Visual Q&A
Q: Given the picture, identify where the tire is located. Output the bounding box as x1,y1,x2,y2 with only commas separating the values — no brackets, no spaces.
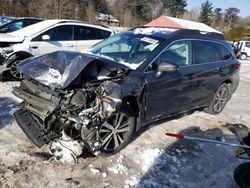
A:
9,58,25,80
98,104,136,156
234,163,250,188
204,83,230,115
240,53,247,60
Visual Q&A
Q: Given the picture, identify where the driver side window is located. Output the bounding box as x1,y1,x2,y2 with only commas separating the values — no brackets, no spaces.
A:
147,41,192,72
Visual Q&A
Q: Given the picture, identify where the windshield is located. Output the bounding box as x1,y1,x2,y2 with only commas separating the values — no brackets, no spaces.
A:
9,20,57,37
90,32,163,69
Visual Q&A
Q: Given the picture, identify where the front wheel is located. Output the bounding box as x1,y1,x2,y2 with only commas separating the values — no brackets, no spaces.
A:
204,83,230,115
98,104,135,156
234,163,250,188
9,59,24,80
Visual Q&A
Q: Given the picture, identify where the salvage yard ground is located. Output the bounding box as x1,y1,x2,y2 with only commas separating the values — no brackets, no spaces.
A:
0,60,250,188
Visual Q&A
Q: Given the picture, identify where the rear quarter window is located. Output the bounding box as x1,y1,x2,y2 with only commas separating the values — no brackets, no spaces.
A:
193,41,221,64
215,43,232,60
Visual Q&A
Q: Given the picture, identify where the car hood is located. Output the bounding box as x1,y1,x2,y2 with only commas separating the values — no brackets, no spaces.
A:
19,51,129,89
0,33,24,42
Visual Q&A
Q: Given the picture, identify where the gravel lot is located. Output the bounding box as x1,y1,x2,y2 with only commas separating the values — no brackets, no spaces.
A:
0,60,249,188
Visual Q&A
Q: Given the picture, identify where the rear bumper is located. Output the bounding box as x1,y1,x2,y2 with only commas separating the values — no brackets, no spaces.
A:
232,70,240,93
14,108,50,147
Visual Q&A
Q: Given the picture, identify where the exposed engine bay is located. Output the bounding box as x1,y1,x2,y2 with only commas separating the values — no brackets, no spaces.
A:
12,51,138,162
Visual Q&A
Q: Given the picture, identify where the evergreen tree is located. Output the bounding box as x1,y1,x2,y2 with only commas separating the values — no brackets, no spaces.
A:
163,0,187,17
212,8,222,28
224,7,240,28
199,0,213,26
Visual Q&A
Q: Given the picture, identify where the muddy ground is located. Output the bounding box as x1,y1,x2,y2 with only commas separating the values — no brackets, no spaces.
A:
0,60,249,188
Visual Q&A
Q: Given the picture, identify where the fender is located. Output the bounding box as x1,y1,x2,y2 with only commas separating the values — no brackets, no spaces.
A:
4,51,33,68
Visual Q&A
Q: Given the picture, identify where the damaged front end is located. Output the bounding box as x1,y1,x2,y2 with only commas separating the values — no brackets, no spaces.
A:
12,51,129,162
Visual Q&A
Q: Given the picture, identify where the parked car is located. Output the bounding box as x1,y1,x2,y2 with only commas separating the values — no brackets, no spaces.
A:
12,28,240,161
0,19,114,80
233,40,250,60
0,17,43,33
0,16,14,26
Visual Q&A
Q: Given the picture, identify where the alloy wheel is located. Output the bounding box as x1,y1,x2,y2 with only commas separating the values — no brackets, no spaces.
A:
10,60,23,79
213,86,228,113
99,112,131,152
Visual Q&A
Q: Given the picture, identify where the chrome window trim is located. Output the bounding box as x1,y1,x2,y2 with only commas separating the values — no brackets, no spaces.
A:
144,38,234,73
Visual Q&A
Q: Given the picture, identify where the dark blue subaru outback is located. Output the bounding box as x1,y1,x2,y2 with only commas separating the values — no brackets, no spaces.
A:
13,28,240,159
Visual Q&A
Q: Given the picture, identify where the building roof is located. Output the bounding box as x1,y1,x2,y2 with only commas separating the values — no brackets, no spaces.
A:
145,16,221,34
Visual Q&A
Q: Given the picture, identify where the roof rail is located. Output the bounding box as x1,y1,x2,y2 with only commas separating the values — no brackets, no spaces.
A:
58,20,109,29
174,29,224,40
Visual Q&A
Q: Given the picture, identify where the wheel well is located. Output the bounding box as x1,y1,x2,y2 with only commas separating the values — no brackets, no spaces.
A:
6,52,33,68
122,96,139,117
223,79,232,85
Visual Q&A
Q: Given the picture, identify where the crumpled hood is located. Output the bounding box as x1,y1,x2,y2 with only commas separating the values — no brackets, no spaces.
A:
19,51,128,89
0,33,24,42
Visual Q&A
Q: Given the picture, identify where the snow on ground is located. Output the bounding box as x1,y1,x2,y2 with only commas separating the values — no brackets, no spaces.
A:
0,60,250,187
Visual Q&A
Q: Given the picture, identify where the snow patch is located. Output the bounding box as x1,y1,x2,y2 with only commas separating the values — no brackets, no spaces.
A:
90,168,100,174
107,155,128,175
140,148,163,172
102,172,107,178
107,164,128,175
133,27,175,35
125,176,139,188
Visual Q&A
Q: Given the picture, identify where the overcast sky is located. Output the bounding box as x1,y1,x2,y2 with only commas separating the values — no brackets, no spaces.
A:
186,0,250,17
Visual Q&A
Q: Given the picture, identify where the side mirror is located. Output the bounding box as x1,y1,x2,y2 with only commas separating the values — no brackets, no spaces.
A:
42,35,50,41
156,62,178,78
158,61,178,72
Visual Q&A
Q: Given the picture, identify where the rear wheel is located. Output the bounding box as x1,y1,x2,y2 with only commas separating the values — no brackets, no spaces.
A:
234,163,250,188
240,53,247,60
98,104,135,156
204,83,230,115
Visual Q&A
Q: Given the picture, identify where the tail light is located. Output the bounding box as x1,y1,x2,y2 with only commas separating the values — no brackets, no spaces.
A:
236,60,241,69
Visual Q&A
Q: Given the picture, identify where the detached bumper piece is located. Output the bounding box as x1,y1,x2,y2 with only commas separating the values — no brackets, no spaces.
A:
14,108,50,147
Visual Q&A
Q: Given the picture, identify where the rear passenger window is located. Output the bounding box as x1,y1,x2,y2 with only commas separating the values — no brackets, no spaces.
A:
193,41,221,64
216,43,232,60
75,26,97,40
95,29,111,39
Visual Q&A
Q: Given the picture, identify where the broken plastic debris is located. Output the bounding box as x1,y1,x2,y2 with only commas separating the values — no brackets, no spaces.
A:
50,131,82,163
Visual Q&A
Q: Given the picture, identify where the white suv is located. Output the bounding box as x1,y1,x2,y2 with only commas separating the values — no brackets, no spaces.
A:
233,40,250,60
0,19,114,80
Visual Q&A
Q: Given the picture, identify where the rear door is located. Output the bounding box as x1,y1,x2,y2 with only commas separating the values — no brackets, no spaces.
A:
144,40,196,120
32,25,76,54
190,40,227,106
74,25,111,51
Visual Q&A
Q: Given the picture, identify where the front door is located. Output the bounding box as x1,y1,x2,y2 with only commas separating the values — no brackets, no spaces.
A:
31,25,76,55
144,40,195,120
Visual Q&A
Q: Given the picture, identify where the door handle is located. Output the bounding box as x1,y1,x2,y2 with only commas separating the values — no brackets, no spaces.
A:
30,46,38,49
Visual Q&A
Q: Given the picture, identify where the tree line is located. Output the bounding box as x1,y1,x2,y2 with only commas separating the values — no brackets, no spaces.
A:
0,0,249,40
